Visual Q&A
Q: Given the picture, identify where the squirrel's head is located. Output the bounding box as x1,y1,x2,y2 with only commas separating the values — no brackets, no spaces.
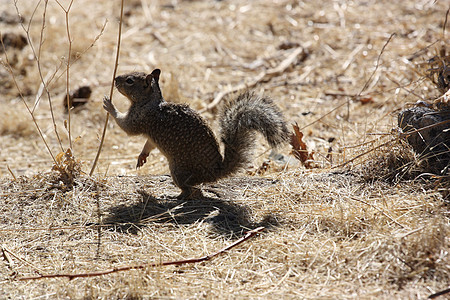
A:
114,69,163,103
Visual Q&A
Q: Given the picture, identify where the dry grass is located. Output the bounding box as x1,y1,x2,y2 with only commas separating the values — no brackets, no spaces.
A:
0,172,448,298
0,0,449,299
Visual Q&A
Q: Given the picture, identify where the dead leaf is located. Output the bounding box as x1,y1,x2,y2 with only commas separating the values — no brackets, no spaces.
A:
359,96,374,104
290,123,316,168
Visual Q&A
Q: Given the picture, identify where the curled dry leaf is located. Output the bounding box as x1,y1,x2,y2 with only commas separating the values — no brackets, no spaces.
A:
290,123,316,169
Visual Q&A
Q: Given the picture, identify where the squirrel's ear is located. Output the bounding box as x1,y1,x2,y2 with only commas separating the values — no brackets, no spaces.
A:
151,69,161,83
145,74,153,88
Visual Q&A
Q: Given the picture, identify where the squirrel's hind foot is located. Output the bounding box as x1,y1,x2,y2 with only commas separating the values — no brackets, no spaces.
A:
176,187,203,200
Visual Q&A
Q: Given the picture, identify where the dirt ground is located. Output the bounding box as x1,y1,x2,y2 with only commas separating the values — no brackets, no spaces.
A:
0,0,449,299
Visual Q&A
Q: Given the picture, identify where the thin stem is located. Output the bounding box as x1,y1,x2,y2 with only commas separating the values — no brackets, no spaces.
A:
15,0,64,152
60,0,75,149
89,0,125,176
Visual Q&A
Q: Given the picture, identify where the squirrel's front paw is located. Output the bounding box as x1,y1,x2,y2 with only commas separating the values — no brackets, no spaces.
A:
136,152,149,169
102,96,116,115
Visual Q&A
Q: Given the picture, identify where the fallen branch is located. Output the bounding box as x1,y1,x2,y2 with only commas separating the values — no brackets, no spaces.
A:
18,226,265,281
201,47,305,112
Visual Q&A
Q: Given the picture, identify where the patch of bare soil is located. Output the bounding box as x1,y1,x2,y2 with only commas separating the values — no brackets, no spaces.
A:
0,0,449,298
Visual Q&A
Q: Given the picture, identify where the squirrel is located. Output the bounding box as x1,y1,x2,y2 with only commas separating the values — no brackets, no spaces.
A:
103,69,290,198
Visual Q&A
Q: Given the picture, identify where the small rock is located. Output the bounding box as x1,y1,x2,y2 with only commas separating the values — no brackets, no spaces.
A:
0,11,24,24
0,32,27,52
63,86,92,112
398,106,450,172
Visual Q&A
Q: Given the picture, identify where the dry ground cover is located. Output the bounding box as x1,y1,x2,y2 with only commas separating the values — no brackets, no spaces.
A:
0,0,449,299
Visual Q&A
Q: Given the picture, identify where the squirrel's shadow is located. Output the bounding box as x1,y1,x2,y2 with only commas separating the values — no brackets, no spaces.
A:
102,183,277,237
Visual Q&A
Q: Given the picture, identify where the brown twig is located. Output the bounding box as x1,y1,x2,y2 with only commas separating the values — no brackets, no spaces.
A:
14,0,65,152
6,164,17,181
89,0,125,176
442,7,449,38
200,47,305,113
56,0,75,149
428,287,450,299
18,226,265,280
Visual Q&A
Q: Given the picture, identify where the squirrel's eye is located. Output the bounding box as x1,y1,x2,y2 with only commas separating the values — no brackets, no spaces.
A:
125,78,134,84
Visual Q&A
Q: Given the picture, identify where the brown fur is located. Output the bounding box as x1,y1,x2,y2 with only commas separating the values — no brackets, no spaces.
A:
103,69,289,198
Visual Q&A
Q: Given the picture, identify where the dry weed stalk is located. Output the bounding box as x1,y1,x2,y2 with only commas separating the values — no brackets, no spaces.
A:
399,118,450,139
18,226,264,280
89,0,124,176
346,32,395,119
14,0,64,152
334,137,396,169
357,33,396,98
56,0,74,149
4,1,106,179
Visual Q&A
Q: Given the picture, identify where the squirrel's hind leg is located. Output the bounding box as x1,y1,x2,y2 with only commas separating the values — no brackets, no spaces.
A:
137,138,156,168
170,164,203,199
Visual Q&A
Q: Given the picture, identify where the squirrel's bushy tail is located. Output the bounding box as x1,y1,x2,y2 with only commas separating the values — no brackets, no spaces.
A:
218,91,290,178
